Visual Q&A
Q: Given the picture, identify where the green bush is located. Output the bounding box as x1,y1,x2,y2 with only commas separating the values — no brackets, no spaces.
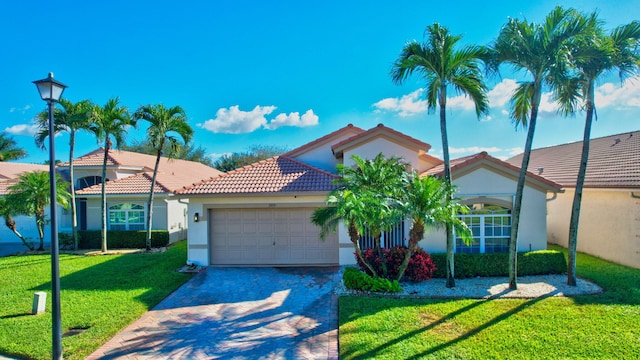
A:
430,250,567,278
76,230,170,249
343,267,402,293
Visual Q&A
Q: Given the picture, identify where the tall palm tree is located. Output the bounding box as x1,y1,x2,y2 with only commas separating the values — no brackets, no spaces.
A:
396,173,471,281
36,98,93,251
0,133,27,161
555,18,640,286
90,97,134,252
391,23,489,288
0,197,33,250
133,104,193,251
7,171,70,251
489,6,592,289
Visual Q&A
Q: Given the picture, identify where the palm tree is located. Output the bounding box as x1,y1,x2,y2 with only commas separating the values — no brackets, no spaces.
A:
0,133,27,161
489,6,592,289
90,97,135,252
391,23,489,288
396,173,472,281
36,98,93,251
0,197,34,250
7,171,70,251
555,18,640,286
133,104,193,251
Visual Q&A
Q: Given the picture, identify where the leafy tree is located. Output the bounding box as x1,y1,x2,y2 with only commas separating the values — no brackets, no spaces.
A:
555,17,640,286
0,197,34,250
121,140,215,167
0,133,27,161
133,104,193,251
213,145,289,172
35,98,93,251
391,23,489,287
489,6,592,289
7,171,70,251
90,97,135,252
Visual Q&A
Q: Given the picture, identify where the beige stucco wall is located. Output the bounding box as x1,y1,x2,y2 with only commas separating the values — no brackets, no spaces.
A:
547,188,640,269
343,138,420,170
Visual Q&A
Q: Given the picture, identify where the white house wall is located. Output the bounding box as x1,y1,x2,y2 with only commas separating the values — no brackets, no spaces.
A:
165,198,188,243
343,138,420,169
547,188,640,269
79,196,171,232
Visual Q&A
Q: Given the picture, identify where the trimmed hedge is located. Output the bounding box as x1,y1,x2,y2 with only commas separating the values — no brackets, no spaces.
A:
430,250,567,278
75,230,170,249
343,267,402,293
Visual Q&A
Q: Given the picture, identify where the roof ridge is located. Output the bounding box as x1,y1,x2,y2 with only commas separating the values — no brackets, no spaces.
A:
282,124,365,157
527,130,638,153
177,157,279,193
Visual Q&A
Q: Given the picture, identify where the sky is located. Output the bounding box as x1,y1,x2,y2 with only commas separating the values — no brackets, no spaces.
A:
1,0,639,165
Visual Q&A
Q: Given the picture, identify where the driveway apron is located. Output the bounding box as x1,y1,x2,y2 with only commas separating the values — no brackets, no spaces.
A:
87,267,339,360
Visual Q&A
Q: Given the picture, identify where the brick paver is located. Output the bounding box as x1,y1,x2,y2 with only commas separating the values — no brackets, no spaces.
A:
87,267,339,359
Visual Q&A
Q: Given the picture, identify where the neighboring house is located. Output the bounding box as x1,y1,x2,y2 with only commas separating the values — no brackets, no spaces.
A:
0,162,50,247
58,149,224,243
507,131,640,269
180,124,561,266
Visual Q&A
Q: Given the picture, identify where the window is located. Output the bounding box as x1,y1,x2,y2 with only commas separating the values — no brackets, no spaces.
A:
109,203,145,230
77,176,103,190
359,221,406,249
456,203,511,253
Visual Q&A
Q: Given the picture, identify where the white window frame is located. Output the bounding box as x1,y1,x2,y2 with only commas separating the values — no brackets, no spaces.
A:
455,203,511,254
108,203,146,230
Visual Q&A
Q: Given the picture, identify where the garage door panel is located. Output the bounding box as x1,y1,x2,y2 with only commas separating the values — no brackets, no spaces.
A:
209,208,337,265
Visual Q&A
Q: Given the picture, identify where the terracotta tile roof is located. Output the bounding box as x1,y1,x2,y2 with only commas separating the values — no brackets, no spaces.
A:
506,131,640,188
0,163,48,180
0,179,18,195
283,124,365,158
331,123,432,157
424,151,561,190
179,156,339,195
76,173,169,195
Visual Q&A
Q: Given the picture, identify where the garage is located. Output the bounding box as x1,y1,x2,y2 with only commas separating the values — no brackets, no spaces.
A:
208,208,338,266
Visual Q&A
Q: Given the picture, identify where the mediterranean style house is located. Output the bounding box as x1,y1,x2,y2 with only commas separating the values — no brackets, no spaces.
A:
180,124,561,266
58,149,224,243
507,130,640,269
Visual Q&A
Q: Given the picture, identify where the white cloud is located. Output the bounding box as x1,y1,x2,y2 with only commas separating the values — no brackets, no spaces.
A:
198,105,319,134
595,78,640,109
372,89,428,117
447,93,475,111
208,152,231,161
449,146,501,154
264,109,319,130
507,147,523,156
488,79,518,108
4,123,39,136
9,105,32,114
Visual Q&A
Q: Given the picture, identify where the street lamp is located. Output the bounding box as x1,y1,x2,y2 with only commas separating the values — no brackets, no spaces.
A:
33,72,67,360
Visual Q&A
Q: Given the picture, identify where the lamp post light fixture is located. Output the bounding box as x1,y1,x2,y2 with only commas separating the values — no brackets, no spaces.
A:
33,72,67,360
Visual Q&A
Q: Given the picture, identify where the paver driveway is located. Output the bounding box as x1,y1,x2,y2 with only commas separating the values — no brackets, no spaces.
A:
87,267,339,359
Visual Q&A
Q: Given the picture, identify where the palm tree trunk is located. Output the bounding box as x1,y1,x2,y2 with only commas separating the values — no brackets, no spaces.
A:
567,82,595,286
349,221,378,277
373,234,388,276
101,144,109,252
36,212,45,251
439,87,456,288
5,216,34,250
69,131,79,251
509,91,541,290
146,149,162,250
397,221,424,281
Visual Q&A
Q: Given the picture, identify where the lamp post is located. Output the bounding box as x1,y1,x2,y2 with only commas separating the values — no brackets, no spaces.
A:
33,72,67,360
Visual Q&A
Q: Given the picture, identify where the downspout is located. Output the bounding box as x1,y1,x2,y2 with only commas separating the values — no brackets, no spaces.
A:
631,192,640,199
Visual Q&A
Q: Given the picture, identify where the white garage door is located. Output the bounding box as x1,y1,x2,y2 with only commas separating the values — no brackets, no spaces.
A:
209,208,338,266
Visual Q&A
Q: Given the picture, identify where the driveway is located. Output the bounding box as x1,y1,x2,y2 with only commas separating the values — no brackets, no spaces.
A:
87,267,340,359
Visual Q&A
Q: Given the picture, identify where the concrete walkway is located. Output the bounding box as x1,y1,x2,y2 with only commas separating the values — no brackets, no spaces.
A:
87,267,339,359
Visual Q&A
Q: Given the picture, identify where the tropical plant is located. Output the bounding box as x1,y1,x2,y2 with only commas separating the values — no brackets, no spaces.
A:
0,132,27,161
0,197,34,250
133,104,193,251
391,23,489,287
6,171,70,251
89,97,135,252
555,17,640,286
35,98,93,251
489,6,592,289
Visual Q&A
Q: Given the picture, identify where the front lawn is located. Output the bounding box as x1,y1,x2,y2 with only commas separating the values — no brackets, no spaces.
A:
339,247,640,359
0,241,192,360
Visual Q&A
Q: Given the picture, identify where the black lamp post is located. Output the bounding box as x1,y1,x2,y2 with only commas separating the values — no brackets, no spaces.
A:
33,72,67,360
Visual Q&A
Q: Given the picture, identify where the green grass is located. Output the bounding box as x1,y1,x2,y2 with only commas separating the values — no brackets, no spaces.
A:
0,241,192,360
339,246,640,359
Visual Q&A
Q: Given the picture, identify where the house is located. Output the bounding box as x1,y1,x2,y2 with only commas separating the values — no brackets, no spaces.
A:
507,131,640,269
58,149,224,243
0,162,50,248
180,124,561,266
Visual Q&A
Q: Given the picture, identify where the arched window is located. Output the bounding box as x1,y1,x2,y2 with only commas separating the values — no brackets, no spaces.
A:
77,176,103,190
456,202,511,253
109,203,145,230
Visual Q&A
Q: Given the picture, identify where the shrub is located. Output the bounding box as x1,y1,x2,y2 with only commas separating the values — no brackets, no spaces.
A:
77,230,170,249
430,250,567,278
343,267,402,293
356,246,437,282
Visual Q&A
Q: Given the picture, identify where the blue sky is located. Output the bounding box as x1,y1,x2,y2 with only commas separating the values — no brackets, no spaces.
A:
2,0,639,165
